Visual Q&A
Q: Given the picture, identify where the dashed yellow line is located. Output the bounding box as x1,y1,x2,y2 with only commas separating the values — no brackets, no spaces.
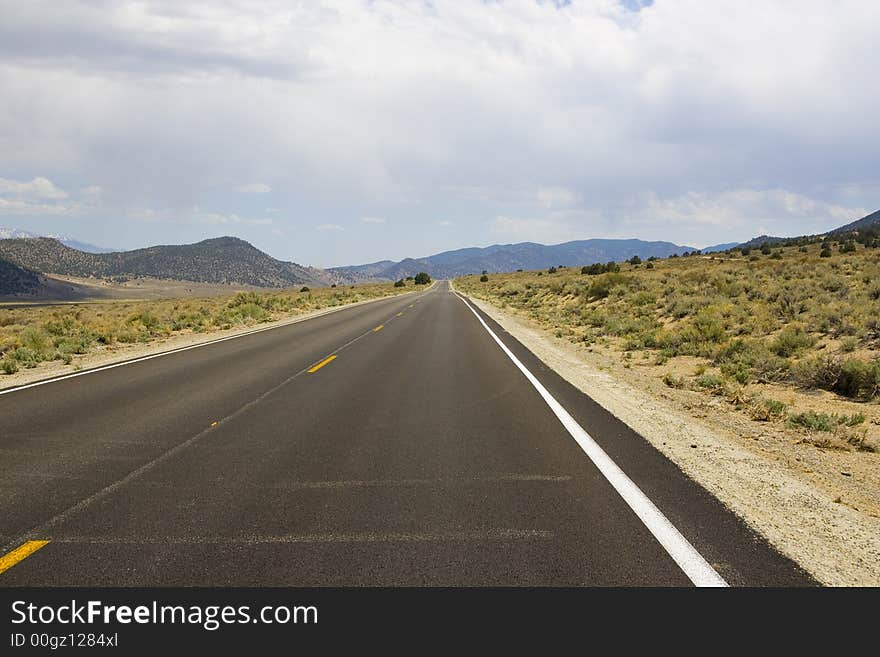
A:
307,354,337,373
373,325,384,332
0,540,50,575
396,312,403,317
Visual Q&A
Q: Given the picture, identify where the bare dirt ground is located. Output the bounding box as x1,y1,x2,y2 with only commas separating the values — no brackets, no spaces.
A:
463,292,880,586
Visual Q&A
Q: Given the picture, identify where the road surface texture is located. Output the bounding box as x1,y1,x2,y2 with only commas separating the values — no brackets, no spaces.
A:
0,281,813,586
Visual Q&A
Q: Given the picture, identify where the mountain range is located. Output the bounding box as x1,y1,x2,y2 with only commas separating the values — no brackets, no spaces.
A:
330,239,709,282
1,208,878,296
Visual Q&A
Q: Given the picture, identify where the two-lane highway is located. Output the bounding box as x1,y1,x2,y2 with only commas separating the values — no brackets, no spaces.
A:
0,281,813,585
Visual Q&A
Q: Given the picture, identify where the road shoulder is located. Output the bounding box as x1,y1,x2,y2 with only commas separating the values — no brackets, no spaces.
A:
460,290,880,586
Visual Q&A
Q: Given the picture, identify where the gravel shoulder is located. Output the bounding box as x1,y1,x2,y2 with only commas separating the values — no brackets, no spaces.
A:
464,292,880,586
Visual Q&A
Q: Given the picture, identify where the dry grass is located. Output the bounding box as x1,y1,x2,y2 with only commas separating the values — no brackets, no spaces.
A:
456,241,880,452
0,282,410,374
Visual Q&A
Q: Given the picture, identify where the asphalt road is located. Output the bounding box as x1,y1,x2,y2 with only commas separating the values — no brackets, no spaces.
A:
0,281,813,586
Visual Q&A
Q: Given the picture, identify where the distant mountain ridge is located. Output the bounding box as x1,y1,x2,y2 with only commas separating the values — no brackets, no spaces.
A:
331,238,701,282
0,227,114,253
332,208,879,282
0,236,325,288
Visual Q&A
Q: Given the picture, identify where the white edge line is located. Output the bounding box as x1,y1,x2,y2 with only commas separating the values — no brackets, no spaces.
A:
0,291,418,397
454,291,728,587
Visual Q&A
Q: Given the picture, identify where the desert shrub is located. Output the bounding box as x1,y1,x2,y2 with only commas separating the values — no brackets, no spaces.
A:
1,358,18,374
630,291,656,306
394,279,405,287
581,262,619,275
658,312,726,358
665,293,716,318
716,339,789,383
836,359,880,399
227,302,267,323
228,292,264,308
788,411,866,432
479,275,489,282
770,326,815,357
791,356,880,399
20,326,51,353
585,273,631,300
688,310,727,343
128,311,161,331
841,336,858,352
764,399,787,417
787,411,836,432
414,272,431,285
695,373,724,389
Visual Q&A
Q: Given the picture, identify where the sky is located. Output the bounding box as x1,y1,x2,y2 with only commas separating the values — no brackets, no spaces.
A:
0,1,878,268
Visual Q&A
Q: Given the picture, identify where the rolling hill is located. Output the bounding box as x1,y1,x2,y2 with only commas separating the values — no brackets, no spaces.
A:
0,236,325,288
0,258,41,296
830,208,880,235
737,209,880,249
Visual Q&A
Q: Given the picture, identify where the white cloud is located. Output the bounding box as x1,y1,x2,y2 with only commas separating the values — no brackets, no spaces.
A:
620,189,866,234
234,183,272,194
437,220,454,227
128,206,272,226
0,177,68,201
0,2,877,256
79,185,103,199
316,223,344,231
536,187,579,209
490,215,582,244
0,176,93,216
0,198,72,216
361,216,385,224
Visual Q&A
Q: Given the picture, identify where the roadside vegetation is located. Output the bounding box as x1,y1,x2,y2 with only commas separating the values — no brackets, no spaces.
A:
457,238,880,453
0,282,411,375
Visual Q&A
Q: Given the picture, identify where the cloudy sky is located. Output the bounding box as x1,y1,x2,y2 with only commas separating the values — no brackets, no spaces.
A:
0,1,877,267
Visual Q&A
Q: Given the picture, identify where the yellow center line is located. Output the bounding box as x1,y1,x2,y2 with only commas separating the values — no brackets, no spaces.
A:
307,354,337,373
373,325,384,332
396,312,403,317
0,540,50,575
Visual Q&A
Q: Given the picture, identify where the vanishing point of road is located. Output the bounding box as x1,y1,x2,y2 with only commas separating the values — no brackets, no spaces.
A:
0,281,813,586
